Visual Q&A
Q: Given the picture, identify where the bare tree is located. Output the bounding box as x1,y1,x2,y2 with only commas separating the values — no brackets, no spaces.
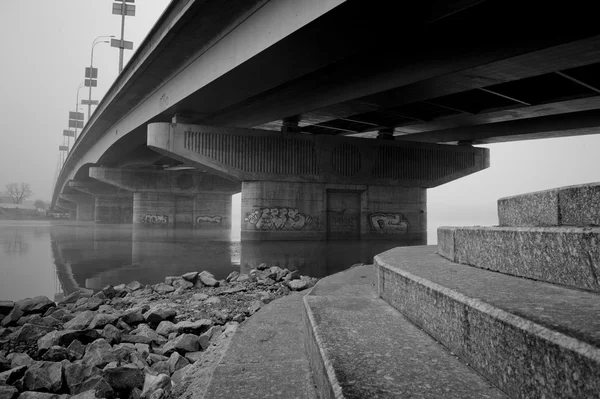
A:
5,182,33,204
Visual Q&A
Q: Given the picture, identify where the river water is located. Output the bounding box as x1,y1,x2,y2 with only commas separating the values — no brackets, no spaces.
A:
0,220,403,302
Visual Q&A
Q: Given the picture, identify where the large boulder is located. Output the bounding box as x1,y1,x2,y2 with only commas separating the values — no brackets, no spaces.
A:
1,306,23,327
120,310,144,326
41,346,74,362
198,271,219,287
172,319,211,335
0,384,18,399
63,363,100,394
162,334,199,355
143,306,176,325
88,313,118,330
23,361,63,393
63,311,97,330
16,297,55,316
38,329,100,352
0,366,27,385
82,339,117,368
181,272,198,282
0,301,14,316
102,324,122,345
126,281,143,292
155,321,174,337
72,375,113,398
140,373,171,399
9,353,34,369
152,284,175,295
11,324,54,344
167,352,189,375
102,365,144,394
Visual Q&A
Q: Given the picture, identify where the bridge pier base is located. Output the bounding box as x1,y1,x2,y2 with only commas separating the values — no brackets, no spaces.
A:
134,192,175,227
59,194,95,221
95,196,134,224
241,181,426,242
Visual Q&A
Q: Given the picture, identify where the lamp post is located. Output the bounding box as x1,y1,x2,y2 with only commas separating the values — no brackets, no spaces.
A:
74,82,85,141
85,35,114,121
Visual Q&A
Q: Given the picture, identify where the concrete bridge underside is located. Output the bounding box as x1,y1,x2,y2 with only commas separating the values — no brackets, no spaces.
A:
52,0,600,241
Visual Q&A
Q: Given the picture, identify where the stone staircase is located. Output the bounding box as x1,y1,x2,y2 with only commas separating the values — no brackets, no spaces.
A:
304,183,600,398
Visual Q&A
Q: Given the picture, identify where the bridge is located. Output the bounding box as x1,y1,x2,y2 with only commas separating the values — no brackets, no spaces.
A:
52,0,600,242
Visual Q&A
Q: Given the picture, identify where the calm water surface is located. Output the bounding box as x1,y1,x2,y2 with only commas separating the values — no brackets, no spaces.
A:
0,220,402,301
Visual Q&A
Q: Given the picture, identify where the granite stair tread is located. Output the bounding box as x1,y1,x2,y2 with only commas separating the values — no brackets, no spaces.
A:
437,225,600,292
193,292,318,399
498,182,600,227
304,265,507,399
376,245,600,399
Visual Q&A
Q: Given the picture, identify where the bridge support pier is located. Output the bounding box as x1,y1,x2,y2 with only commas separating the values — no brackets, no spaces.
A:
95,196,133,224
59,194,95,221
148,123,489,242
241,181,426,241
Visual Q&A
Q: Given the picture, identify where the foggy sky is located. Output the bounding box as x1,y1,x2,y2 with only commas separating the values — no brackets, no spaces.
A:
1,1,599,238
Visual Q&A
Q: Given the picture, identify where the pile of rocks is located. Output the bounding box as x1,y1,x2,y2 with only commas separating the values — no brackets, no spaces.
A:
0,265,318,398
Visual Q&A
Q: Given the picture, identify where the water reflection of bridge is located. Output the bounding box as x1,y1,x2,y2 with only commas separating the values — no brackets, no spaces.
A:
50,222,402,293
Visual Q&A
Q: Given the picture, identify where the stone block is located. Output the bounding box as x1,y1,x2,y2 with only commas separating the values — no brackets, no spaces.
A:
438,226,600,292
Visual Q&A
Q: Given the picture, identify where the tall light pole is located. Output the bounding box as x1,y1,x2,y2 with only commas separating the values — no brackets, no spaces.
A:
111,0,135,73
85,35,114,121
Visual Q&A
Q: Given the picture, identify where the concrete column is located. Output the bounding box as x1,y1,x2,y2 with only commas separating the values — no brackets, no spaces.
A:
59,194,95,221
194,192,232,229
241,181,426,242
95,196,134,223
133,192,175,227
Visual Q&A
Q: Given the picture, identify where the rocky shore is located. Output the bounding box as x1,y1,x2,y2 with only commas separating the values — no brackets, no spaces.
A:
0,266,318,398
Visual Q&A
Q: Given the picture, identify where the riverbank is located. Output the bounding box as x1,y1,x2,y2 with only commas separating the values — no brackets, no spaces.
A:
0,265,318,398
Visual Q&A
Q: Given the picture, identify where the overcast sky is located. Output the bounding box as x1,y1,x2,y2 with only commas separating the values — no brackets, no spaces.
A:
1,1,599,240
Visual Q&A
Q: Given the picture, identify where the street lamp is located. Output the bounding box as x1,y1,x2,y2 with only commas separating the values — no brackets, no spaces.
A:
85,35,114,121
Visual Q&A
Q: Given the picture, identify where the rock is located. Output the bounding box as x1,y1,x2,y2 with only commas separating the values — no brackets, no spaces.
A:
163,277,178,285
256,263,269,271
148,388,165,399
102,324,122,345
83,297,103,311
155,321,174,337
63,311,97,330
181,272,198,282
10,353,33,369
88,313,118,330
150,361,169,376
103,362,118,371
126,281,143,292
16,297,55,316
120,310,144,326
1,306,23,327
204,297,221,305
129,387,142,399
103,366,144,394
116,320,132,333
64,363,100,394
183,351,203,363
153,284,175,295
171,363,191,386
23,361,63,393
167,352,189,375
66,340,86,360
140,373,171,399
38,329,100,352
58,291,83,305
121,335,153,345
69,390,97,399
143,306,176,325
146,354,168,365
112,344,135,363
97,305,114,314
101,285,117,299
288,279,310,291
197,333,210,351
220,286,246,295
0,366,27,385
225,271,239,282
172,319,211,335
286,270,301,281
0,355,9,373
14,392,69,399
40,316,61,328
171,279,193,290
41,346,74,362
191,293,208,301
130,325,166,345
236,274,250,283
162,334,199,355
134,343,150,358
0,301,14,315
198,271,219,287
74,375,113,398
82,339,117,368
0,385,18,399
248,300,263,315
11,323,54,344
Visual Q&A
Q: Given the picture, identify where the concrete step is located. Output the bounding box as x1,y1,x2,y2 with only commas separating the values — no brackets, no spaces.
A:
498,182,600,227
376,246,600,399
179,292,318,399
438,225,600,292
303,265,506,399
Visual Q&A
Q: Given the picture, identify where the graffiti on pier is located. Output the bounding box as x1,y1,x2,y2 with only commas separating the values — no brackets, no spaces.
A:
245,207,320,231
196,215,226,224
369,213,409,235
140,214,169,225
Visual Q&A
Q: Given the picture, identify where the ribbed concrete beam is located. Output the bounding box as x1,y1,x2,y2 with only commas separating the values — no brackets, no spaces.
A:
148,123,489,187
67,180,132,198
89,167,241,194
